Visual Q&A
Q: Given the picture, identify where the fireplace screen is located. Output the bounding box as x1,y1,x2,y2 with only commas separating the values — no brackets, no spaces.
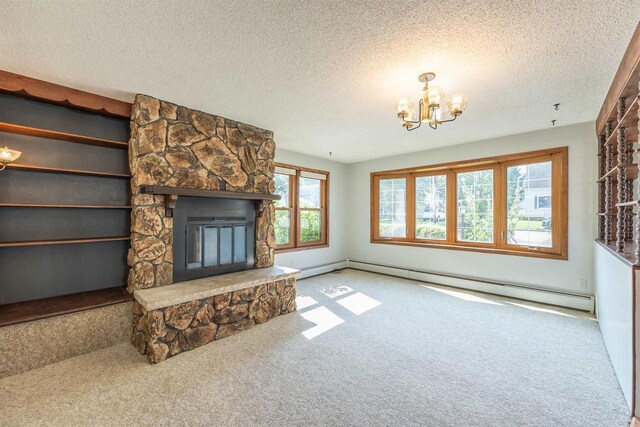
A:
187,221,247,270
173,197,256,283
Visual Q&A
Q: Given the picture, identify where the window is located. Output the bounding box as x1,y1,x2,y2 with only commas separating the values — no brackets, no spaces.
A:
371,147,567,259
415,174,446,240
456,169,494,243
379,177,407,238
274,163,329,251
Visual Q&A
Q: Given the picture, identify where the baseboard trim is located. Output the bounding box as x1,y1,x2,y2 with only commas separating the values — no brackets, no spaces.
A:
299,261,348,279
346,259,595,312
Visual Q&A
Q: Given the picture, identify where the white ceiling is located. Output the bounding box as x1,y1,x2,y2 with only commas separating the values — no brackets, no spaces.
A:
1,1,639,163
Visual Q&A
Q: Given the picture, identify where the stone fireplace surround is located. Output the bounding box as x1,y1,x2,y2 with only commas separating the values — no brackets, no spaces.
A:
127,95,298,363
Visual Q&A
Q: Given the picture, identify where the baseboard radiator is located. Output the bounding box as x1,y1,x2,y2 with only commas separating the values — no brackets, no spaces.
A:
298,261,348,280
346,259,595,312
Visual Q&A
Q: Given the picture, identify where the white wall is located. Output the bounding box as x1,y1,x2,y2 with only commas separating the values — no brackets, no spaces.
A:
274,148,348,270
594,242,633,411
346,122,597,296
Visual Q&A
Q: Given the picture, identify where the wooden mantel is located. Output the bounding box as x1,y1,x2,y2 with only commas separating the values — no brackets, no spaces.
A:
140,185,281,216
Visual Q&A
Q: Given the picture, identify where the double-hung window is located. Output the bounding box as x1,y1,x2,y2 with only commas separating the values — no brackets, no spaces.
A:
371,147,567,259
274,163,329,251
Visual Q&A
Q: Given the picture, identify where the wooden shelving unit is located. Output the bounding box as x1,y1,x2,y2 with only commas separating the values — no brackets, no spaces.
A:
596,45,640,262
6,163,130,178
0,121,128,149
0,72,133,324
598,163,639,181
604,97,639,146
0,236,130,248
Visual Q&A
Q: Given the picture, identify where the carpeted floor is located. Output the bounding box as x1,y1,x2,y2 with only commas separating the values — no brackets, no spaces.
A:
0,269,630,426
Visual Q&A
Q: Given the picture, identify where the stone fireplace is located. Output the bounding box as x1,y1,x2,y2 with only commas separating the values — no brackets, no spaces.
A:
126,95,298,363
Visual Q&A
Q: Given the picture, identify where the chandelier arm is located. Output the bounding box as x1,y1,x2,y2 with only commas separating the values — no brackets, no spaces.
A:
406,119,422,131
438,114,460,124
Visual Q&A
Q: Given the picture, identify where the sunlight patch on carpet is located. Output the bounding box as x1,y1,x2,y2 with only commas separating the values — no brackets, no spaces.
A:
300,306,345,340
296,295,318,310
336,292,382,315
422,285,505,306
505,302,577,318
319,285,353,299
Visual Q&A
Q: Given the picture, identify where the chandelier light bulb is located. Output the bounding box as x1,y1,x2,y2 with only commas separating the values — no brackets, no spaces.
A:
394,97,414,118
403,107,417,124
426,86,445,107
447,93,468,115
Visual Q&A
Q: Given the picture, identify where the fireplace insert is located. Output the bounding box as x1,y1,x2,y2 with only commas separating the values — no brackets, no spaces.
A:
173,197,255,282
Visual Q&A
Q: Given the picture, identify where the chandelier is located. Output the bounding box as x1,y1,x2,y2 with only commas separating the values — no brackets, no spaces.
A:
394,72,468,130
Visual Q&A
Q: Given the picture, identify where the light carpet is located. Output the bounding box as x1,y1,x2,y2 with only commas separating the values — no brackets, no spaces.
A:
0,269,630,426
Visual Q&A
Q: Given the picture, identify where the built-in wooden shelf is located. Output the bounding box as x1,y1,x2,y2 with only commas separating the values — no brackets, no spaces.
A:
604,97,640,146
0,236,130,248
6,163,130,178
141,185,282,201
616,200,640,207
0,286,132,327
0,121,128,149
0,203,131,209
597,211,635,216
598,163,639,181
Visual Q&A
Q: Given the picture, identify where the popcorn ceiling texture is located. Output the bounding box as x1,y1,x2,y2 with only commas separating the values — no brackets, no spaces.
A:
1,2,639,162
127,95,276,292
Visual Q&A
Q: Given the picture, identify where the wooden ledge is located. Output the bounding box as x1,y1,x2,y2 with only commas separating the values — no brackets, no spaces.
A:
134,266,301,311
595,239,639,268
0,286,131,327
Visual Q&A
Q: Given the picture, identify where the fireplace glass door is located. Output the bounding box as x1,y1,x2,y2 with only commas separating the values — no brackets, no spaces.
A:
187,219,247,272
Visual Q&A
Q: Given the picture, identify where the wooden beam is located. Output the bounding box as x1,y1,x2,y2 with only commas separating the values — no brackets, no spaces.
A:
597,22,640,134
0,70,132,119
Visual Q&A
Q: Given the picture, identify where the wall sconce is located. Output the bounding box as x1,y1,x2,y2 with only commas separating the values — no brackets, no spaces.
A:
0,146,21,171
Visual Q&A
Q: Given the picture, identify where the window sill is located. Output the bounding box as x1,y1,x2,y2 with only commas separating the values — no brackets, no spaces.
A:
371,239,567,260
275,244,329,254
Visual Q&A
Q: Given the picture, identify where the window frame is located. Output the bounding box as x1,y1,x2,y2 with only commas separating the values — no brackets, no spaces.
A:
275,163,330,253
370,147,568,260
274,173,295,250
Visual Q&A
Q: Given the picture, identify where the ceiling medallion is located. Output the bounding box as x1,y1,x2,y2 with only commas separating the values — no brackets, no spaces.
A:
394,72,468,131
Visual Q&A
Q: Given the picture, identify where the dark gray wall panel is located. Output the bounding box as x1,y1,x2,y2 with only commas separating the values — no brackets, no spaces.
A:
0,207,129,241
0,93,129,141
0,240,129,304
2,132,129,175
0,170,130,206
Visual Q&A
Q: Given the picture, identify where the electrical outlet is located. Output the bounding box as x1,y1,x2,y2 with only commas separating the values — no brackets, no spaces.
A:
577,279,587,290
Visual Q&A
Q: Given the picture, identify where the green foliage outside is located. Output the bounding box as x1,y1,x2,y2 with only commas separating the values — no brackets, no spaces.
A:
457,170,494,242
275,210,290,245
416,221,446,240
300,210,321,242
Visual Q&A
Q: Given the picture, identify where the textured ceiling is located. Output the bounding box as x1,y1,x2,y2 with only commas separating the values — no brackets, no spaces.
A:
1,1,639,163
